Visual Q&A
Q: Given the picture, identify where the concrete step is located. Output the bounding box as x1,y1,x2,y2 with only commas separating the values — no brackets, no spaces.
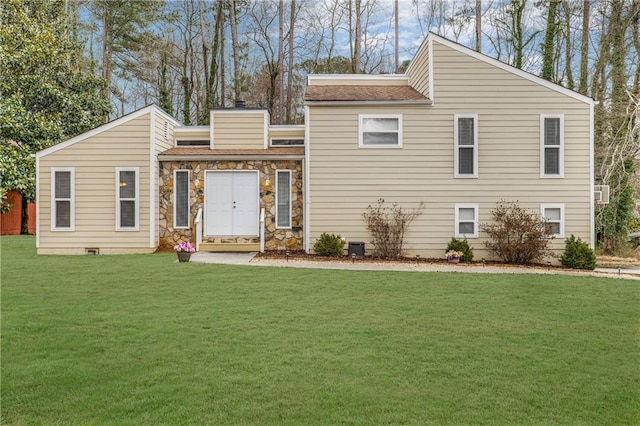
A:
199,242,261,252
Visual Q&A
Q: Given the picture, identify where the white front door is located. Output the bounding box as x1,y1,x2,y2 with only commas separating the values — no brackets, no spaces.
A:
205,171,259,236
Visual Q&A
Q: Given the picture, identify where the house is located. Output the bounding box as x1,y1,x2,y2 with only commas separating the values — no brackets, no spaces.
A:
35,33,594,258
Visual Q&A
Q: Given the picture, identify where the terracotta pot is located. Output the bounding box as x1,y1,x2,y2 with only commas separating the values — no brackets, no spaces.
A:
177,252,192,263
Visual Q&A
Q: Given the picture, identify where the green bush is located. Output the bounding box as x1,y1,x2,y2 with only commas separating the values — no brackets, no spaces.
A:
560,235,596,270
313,233,345,257
446,238,474,263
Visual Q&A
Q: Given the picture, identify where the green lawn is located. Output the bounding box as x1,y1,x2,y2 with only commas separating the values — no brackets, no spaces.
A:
2,236,639,425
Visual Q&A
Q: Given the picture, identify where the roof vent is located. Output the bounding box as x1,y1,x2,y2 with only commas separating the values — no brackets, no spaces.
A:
235,100,246,108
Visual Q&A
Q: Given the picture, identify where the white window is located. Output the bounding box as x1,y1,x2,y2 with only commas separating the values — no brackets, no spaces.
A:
540,114,564,177
359,114,402,148
51,168,74,231
174,170,190,229
541,204,564,237
455,204,479,238
454,114,478,178
116,167,139,231
276,170,292,228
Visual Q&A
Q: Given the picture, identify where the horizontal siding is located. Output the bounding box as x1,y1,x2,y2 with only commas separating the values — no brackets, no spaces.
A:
213,112,265,149
308,41,592,258
407,44,429,97
174,128,208,140
269,128,305,140
38,113,153,250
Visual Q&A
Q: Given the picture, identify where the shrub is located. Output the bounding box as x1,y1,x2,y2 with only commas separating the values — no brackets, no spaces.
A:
313,233,345,257
480,200,551,265
446,238,474,263
362,199,423,259
560,235,596,270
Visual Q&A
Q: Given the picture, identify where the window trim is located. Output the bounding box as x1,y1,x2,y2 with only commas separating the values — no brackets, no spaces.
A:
454,113,479,178
51,167,75,231
541,204,564,238
173,170,190,229
454,203,479,238
115,167,140,231
358,114,403,148
275,169,292,229
540,114,564,178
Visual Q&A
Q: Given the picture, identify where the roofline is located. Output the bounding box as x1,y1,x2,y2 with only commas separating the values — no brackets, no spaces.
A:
421,32,594,106
210,107,269,112
304,100,432,106
159,154,305,161
35,104,180,158
307,74,408,84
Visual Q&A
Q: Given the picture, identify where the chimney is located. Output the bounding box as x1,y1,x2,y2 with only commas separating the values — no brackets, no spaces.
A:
235,100,246,108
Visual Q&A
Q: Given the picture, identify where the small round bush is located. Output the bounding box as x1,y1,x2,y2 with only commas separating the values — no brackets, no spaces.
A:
446,238,474,263
560,235,596,270
313,233,345,257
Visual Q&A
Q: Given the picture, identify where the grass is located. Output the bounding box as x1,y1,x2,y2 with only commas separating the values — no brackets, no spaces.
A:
2,236,639,425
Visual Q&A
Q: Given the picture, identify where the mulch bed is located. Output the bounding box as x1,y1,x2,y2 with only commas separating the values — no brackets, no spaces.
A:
254,250,568,270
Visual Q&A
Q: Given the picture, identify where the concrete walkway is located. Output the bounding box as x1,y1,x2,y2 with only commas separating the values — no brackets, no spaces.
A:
190,252,640,280
190,251,258,265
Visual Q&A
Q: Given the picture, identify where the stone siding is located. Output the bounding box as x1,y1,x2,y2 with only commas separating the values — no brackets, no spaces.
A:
159,159,303,251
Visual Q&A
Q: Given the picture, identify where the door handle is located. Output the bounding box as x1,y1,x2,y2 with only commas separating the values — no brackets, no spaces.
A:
233,201,237,208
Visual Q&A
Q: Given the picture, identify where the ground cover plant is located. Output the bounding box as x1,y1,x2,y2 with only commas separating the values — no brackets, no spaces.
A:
2,236,639,425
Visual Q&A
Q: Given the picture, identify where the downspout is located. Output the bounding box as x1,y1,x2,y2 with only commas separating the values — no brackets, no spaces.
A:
34,154,39,248
304,105,311,252
149,110,157,249
589,101,596,249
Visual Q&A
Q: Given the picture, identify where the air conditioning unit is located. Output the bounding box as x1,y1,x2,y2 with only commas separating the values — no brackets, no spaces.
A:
594,184,610,205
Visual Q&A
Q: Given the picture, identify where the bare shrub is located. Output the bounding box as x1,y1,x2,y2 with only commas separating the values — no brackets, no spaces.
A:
362,199,423,259
480,200,552,265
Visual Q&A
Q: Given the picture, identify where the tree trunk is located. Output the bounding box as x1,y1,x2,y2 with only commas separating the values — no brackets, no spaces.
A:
541,0,559,81
198,0,210,109
394,0,399,71
632,1,640,96
100,4,111,122
286,0,296,123
578,0,590,95
475,0,481,52
353,0,361,73
230,0,241,102
562,1,574,90
219,3,226,107
278,0,284,123
208,1,224,110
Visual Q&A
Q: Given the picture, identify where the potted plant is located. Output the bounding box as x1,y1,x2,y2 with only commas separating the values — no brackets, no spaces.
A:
445,249,463,264
174,241,195,262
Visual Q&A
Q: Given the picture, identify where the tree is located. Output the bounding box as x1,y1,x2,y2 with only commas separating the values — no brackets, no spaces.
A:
541,0,560,81
229,0,242,102
578,0,589,95
90,0,160,119
0,0,110,228
475,0,482,52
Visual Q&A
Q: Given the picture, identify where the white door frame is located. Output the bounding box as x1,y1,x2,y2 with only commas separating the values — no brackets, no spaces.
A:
204,170,260,237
